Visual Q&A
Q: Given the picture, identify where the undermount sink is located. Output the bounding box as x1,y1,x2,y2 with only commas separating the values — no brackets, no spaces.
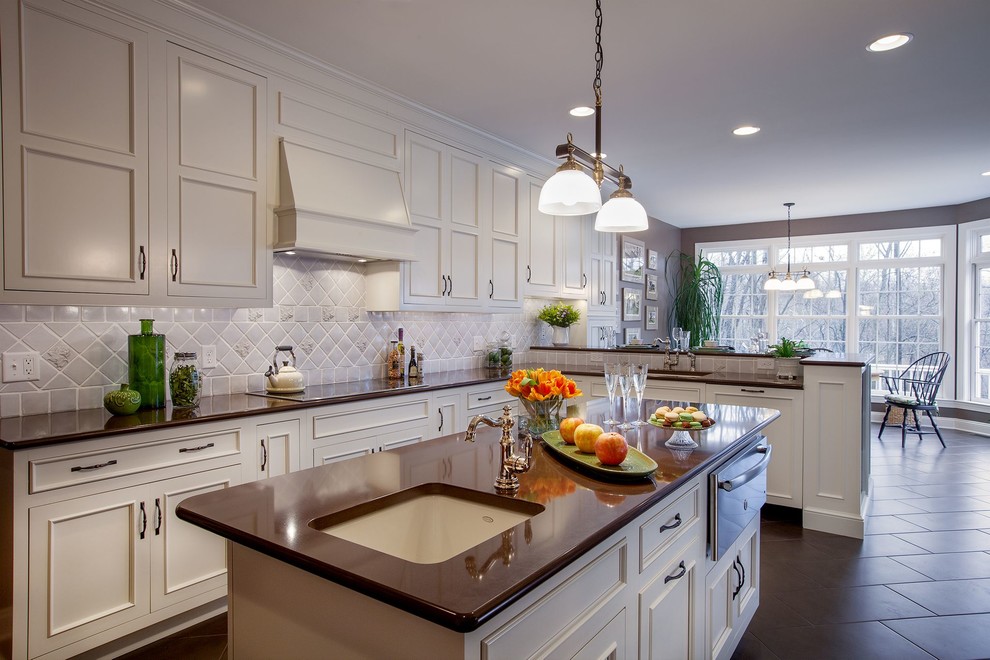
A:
652,370,712,378
310,483,544,564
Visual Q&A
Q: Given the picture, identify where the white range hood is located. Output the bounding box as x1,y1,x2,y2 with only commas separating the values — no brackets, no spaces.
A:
274,139,418,261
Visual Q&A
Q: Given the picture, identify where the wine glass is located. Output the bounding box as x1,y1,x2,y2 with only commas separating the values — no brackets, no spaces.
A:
617,364,633,430
603,361,620,425
671,326,683,351
630,363,649,426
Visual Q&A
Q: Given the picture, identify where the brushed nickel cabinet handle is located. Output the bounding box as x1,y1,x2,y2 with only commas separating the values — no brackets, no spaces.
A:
664,561,687,584
71,459,117,472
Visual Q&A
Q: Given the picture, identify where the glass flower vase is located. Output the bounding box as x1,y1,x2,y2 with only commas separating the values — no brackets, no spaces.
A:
128,319,166,410
518,396,563,436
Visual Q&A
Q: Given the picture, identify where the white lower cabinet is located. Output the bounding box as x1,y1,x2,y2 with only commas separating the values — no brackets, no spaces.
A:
254,417,302,479
707,384,803,508
434,390,466,437
27,464,239,658
639,538,704,660
705,516,760,660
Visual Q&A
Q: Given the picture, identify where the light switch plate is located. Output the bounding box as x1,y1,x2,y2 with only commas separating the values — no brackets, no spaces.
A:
472,336,485,352
202,345,217,369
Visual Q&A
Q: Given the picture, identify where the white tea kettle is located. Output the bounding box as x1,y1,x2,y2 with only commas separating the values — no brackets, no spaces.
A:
265,345,305,393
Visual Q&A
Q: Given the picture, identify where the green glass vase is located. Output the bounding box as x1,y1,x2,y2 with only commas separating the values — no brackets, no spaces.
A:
128,319,165,409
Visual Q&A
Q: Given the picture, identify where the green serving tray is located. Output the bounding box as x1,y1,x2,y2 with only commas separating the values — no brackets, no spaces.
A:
541,430,658,481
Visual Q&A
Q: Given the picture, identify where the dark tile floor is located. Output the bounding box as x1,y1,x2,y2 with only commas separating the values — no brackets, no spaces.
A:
120,424,990,660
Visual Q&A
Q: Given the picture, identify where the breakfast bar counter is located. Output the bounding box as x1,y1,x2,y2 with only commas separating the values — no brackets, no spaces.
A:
177,397,777,657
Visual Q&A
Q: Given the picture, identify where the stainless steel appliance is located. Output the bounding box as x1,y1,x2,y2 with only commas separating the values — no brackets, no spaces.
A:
709,436,771,561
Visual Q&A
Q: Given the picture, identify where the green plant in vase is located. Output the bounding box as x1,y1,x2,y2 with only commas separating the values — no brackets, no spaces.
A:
768,337,808,358
665,251,723,346
538,302,580,346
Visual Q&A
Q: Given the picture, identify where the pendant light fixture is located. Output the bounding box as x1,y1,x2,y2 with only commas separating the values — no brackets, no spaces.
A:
764,203,817,292
537,0,648,232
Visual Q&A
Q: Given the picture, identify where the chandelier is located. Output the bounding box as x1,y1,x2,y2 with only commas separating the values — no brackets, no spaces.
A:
537,0,648,232
763,203,816,292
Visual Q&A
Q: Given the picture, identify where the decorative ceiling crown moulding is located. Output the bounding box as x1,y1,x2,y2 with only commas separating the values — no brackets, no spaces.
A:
537,0,648,233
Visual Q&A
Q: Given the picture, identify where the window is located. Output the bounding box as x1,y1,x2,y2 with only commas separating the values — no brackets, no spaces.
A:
698,226,955,393
961,220,990,404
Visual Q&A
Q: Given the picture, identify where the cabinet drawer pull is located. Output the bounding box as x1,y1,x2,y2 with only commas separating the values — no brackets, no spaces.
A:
139,501,148,540
179,442,215,453
526,265,531,282
170,249,179,281
260,439,268,472
489,279,494,299
664,560,687,584
138,246,147,280
438,407,444,432
582,273,588,288
740,388,765,393
154,498,163,536
658,512,682,534
70,459,117,472
477,395,492,401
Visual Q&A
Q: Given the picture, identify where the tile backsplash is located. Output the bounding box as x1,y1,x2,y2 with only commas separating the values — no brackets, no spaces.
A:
0,254,541,417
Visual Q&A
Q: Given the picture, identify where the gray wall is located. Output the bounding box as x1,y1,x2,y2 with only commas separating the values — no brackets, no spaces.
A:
679,197,990,255
619,217,681,345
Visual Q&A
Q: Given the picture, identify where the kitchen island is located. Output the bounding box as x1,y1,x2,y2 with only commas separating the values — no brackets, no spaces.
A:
178,398,778,659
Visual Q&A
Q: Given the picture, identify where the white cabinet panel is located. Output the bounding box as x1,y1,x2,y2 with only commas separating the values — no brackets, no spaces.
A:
408,136,443,221
28,488,150,657
166,43,268,301
256,419,301,479
525,178,559,294
487,162,524,309
1,0,150,297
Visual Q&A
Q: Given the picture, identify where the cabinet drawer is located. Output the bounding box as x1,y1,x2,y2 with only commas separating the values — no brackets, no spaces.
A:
639,484,700,572
466,384,514,411
311,396,430,439
29,428,241,494
482,540,626,659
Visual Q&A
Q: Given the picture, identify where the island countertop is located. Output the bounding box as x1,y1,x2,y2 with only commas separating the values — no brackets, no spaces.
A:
177,397,778,633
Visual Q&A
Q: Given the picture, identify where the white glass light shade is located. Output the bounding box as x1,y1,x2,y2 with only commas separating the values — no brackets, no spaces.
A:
779,274,797,291
796,273,816,290
803,288,824,299
595,195,648,232
538,169,602,216
763,274,782,291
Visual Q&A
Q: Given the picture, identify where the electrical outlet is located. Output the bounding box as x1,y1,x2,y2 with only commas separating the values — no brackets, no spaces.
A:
757,357,775,370
202,345,217,369
472,336,485,352
3,351,41,382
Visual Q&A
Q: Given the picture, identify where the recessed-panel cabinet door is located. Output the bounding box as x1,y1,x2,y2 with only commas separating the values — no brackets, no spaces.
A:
1,1,150,296
166,43,267,300
526,179,559,295
151,466,239,612
256,419,301,479
489,164,524,309
28,488,150,657
404,133,446,303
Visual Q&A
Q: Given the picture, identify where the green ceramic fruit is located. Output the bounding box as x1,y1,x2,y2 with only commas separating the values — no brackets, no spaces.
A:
104,384,142,416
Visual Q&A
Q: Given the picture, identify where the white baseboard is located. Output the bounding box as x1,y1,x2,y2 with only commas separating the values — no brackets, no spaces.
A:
869,411,990,437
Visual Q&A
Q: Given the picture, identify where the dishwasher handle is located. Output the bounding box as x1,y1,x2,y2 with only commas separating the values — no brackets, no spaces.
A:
718,445,771,492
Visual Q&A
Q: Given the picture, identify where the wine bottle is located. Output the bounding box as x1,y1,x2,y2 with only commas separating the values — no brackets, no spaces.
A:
408,345,420,381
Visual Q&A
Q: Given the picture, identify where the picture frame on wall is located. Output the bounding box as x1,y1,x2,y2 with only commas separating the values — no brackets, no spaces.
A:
647,249,659,271
620,236,645,284
624,327,641,344
645,273,659,301
645,306,659,330
623,287,642,321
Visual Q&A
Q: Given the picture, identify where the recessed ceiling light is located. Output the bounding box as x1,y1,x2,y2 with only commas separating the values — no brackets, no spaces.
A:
982,171,990,177
867,33,913,52
732,126,761,136
569,106,595,117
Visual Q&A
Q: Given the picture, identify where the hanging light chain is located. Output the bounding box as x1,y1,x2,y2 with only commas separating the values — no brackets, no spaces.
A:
594,0,603,105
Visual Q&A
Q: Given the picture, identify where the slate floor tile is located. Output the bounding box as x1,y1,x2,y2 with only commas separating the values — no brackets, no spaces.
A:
882,613,990,660
870,499,928,515
895,511,990,532
903,483,990,498
772,585,934,624
902,496,990,513
802,532,929,558
872,485,928,500
730,632,782,660
892,530,990,553
745,593,814,638
787,556,931,588
755,621,934,660
887,578,990,615
891,551,990,581
865,515,928,535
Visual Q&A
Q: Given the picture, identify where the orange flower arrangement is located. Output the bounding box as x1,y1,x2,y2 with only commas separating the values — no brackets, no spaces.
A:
504,368,583,402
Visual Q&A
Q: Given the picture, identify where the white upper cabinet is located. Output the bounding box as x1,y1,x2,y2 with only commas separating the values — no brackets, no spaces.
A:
524,176,590,300
166,44,269,301
487,162,525,309
587,218,618,315
0,0,150,297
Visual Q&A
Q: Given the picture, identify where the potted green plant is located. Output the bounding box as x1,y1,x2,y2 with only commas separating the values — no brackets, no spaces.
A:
538,302,581,346
665,251,723,347
769,337,808,379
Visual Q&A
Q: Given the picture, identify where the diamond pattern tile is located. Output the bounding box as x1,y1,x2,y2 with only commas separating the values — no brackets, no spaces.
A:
0,254,542,415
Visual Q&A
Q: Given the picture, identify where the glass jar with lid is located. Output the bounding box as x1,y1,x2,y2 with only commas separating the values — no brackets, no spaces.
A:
169,352,202,408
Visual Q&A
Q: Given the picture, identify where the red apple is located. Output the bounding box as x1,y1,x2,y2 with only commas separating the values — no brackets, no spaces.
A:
595,432,629,466
558,417,585,444
573,423,604,453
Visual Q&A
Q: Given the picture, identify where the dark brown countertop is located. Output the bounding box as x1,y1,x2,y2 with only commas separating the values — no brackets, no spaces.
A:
535,345,873,368
0,368,508,450
177,397,778,633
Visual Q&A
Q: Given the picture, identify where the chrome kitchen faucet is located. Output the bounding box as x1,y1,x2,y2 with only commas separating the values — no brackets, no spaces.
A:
464,405,533,493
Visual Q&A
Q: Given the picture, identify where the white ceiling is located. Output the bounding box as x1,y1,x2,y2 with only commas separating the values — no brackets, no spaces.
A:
186,0,990,228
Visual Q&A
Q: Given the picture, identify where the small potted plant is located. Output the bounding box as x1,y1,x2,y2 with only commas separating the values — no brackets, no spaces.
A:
537,302,581,346
769,337,808,380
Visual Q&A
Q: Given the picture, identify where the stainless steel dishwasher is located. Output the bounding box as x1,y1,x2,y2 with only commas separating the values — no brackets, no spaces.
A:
708,435,772,562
